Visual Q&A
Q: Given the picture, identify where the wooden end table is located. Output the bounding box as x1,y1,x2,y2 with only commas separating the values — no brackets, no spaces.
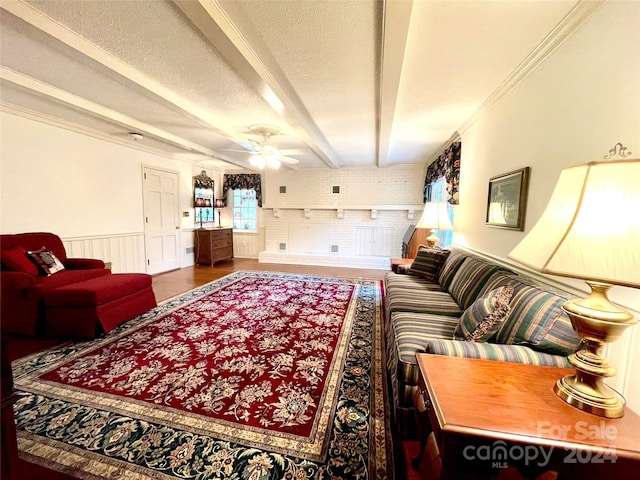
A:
390,257,413,272
415,354,640,479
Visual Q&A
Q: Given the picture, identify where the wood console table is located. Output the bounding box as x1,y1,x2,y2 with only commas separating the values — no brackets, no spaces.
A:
194,228,233,265
415,354,640,479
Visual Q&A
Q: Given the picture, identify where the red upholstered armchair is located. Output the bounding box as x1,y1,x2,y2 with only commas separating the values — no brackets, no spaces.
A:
0,232,109,336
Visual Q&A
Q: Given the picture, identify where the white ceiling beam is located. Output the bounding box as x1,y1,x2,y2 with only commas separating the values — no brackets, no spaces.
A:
0,67,251,170
173,0,341,169
377,0,414,168
0,0,253,152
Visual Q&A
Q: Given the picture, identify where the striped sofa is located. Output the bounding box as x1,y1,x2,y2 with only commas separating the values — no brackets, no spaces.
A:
384,247,582,438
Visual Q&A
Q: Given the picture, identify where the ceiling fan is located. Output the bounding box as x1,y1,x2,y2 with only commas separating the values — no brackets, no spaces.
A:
222,125,306,169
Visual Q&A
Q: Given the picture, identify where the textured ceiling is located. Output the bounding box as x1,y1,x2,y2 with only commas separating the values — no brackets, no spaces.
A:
0,0,584,171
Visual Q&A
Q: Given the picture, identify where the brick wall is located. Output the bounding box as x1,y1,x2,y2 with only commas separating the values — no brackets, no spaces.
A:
260,164,426,265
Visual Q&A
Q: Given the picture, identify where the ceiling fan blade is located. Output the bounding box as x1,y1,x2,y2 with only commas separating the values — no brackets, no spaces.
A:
220,148,253,153
278,155,300,165
278,149,308,156
249,139,263,150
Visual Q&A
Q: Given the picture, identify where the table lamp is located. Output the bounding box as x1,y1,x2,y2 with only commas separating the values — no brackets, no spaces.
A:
415,202,453,247
508,147,639,418
214,199,225,228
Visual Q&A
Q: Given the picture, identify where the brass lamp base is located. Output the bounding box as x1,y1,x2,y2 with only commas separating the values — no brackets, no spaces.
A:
556,281,636,418
424,231,440,248
554,346,625,418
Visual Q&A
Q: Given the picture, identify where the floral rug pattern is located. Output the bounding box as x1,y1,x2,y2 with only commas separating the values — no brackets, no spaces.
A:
12,271,392,479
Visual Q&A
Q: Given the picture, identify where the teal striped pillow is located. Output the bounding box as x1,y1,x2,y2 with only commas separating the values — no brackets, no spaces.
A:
408,247,450,282
454,285,514,342
495,284,581,356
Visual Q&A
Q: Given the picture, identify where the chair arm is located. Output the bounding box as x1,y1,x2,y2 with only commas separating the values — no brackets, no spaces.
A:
0,271,37,291
423,339,571,368
64,258,105,270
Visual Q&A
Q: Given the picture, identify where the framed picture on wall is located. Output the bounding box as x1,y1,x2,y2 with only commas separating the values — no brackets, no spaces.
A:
485,167,530,231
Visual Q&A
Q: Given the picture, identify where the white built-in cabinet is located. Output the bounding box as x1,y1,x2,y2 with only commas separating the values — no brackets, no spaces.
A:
354,226,393,256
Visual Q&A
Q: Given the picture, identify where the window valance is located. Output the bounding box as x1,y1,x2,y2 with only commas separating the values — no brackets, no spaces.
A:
424,141,461,204
222,174,263,207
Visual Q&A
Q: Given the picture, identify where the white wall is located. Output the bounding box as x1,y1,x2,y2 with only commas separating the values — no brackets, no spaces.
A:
0,112,223,270
455,1,640,412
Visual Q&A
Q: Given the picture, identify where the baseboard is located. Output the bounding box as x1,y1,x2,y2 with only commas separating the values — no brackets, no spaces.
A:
258,250,390,270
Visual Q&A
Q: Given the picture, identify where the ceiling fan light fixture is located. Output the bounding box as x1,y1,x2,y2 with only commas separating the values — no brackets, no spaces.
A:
266,155,281,169
249,154,265,170
230,124,298,169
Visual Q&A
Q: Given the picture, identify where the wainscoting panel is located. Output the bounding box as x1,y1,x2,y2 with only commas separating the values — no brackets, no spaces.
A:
62,232,146,273
233,229,265,258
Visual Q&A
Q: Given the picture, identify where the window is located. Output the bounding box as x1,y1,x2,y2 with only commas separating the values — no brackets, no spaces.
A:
232,189,257,231
428,177,454,248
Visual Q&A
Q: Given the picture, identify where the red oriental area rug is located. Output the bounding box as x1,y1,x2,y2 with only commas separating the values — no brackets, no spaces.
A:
13,271,392,479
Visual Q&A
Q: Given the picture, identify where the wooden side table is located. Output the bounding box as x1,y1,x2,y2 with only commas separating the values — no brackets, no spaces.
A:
415,354,640,479
390,257,413,272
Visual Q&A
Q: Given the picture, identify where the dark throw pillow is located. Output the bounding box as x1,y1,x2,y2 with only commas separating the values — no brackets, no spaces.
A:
27,247,66,276
408,247,450,282
454,285,514,342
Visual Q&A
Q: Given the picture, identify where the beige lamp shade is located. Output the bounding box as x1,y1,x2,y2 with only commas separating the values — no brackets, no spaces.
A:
508,158,640,288
416,202,454,230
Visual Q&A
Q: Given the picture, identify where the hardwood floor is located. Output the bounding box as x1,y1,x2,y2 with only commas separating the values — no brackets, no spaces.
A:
152,258,387,302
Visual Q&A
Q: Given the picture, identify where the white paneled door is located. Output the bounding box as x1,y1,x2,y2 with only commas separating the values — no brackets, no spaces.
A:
142,166,180,274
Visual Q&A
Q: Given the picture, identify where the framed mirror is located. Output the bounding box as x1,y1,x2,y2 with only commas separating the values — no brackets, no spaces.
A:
193,171,215,227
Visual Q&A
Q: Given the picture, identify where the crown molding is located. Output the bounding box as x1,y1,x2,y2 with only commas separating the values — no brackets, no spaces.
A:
0,67,250,169
0,0,251,148
1,101,238,171
0,101,180,159
457,0,604,135
0,101,235,171
427,131,462,164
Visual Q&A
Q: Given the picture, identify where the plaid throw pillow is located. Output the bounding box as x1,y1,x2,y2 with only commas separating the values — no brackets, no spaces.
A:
408,247,450,282
28,247,65,276
454,285,514,342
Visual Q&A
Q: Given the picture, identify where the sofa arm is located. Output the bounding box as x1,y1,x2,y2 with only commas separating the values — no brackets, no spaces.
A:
396,263,411,274
1,271,40,335
423,339,571,368
64,258,106,270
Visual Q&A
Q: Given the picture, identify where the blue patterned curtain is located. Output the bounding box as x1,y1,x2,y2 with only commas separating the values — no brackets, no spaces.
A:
424,141,461,204
222,174,263,207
